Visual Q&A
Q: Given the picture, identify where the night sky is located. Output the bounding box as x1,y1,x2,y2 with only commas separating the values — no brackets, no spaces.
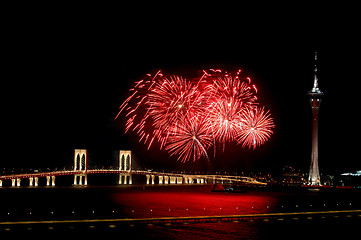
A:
4,4,360,175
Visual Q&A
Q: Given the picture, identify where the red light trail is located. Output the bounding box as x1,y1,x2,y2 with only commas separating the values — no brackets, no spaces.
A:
116,69,275,163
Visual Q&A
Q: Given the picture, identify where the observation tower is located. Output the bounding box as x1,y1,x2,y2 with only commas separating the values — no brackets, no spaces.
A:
307,51,324,185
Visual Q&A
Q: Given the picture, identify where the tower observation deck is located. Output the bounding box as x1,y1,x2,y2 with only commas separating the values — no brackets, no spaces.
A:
307,51,324,185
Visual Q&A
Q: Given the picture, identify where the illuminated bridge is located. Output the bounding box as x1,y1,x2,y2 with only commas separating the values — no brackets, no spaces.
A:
0,149,265,187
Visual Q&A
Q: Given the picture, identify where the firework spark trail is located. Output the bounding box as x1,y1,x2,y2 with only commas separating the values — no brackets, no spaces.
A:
116,69,275,163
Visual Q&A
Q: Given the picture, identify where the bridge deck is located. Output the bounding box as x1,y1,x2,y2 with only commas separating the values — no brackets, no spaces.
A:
0,170,259,183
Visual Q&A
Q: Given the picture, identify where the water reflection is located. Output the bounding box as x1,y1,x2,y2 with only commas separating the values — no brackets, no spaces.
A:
1,184,361,239
110,185,277,218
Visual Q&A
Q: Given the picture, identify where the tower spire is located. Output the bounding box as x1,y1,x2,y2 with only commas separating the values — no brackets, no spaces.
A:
313,51,319,90
309,50,323,95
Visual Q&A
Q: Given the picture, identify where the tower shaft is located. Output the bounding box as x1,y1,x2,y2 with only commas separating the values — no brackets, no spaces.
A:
309,98,321,185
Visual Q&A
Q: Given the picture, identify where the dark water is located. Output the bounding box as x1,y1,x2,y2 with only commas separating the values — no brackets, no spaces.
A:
1,184,360,239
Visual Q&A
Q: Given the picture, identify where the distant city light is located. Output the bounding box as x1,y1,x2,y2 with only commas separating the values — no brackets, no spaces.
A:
341,170,361,176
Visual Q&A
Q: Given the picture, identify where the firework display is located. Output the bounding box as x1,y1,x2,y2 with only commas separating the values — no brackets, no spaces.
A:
116,69,275,163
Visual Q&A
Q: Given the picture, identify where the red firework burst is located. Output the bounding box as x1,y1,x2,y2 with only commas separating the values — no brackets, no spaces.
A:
147,75,205,135
116,69,275,163
204,69,257,143
165,116,213,163
237,107,275,149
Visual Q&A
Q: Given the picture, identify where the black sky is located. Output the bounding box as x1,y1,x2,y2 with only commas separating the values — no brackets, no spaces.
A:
4,4,360,174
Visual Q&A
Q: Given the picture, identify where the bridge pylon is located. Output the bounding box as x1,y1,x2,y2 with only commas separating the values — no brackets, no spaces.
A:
119,150,132,184
73,149,88,185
